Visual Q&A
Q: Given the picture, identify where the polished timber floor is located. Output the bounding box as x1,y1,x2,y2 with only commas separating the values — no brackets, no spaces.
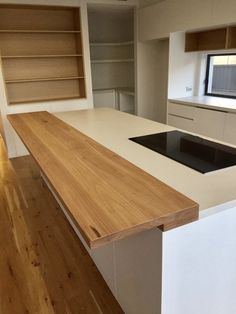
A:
0,137,123,314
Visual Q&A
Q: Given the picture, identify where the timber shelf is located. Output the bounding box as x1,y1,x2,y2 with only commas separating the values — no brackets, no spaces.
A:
2,54,83,59
0,4,86,104
9,95,83,105
0,30,81,33
185,25,236,52
5,76,84,83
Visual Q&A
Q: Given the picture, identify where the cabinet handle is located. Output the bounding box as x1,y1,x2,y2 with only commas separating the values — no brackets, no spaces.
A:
168,113,194,121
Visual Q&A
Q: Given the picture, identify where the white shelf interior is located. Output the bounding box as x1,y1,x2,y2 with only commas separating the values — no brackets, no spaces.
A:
90,41,134,46
88,4,135,114
91,59,134,64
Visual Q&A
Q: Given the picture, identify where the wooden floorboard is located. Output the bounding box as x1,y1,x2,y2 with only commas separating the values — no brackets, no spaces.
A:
0,137,123,314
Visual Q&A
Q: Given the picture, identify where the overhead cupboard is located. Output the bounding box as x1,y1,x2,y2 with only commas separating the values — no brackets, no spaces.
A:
185,25,236,52
0,4,86,105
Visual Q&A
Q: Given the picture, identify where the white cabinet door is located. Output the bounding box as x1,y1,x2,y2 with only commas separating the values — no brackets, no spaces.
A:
119,93,134,114
168,114,195,132
168,102,226,141
223,113,236,145
93,90,117,108
168,102,195,132
194,108,226,141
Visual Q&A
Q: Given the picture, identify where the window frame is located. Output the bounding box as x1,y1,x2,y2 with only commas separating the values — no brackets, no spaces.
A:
205,53,236,100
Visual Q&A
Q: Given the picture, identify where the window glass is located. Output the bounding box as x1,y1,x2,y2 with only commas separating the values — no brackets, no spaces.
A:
205,54,236,98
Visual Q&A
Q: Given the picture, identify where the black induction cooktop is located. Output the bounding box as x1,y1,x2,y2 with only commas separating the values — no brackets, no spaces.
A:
129,130,236,174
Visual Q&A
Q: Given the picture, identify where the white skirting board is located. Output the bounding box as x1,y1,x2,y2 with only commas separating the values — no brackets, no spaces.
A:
42,173,236,314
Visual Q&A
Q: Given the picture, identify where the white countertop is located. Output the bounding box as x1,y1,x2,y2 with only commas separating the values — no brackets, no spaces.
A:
54,108,236,212
169,96,236,113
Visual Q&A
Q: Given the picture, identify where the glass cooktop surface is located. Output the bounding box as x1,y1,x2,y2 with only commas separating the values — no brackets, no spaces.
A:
129,130,236,174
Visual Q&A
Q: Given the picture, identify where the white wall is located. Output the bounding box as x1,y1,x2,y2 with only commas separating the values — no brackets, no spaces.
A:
168,32,201,99
138,0,236,41
168,32,236,100
137,39,169,123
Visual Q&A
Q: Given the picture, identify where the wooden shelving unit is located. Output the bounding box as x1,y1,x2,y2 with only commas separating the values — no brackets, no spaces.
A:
10,96,82,105
0,30,81,33
0,4,86,105
185,25,236,52
2,55,83,59
6,76,84,83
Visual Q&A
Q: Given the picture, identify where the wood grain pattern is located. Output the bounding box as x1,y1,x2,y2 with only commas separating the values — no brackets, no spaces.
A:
0,4,86,104
185,25,236,52
8,111,199,249
0,136,123,314
185,28,227,52
227,26,236,49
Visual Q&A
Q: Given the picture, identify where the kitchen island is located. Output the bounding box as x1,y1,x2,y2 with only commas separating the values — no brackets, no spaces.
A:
8,108,236,314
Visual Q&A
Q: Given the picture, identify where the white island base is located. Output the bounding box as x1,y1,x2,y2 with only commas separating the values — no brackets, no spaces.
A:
45,176,236,314
12,108,236,314
53,109,236,314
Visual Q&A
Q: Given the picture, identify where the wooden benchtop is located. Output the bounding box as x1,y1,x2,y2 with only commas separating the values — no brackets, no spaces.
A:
8,111,199,249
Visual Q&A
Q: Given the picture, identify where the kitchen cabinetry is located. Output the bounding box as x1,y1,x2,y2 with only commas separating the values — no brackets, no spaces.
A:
185,25,236,52
167,102,195,132
168,102,236,145
168,112,195,133
93,89,117,109
118,89,135,114
223,113,236,145
194,108,225,141
93,87,135,114
185,27,227,52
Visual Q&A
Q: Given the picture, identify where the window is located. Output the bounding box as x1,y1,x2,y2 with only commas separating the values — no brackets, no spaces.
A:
205,54,236,99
